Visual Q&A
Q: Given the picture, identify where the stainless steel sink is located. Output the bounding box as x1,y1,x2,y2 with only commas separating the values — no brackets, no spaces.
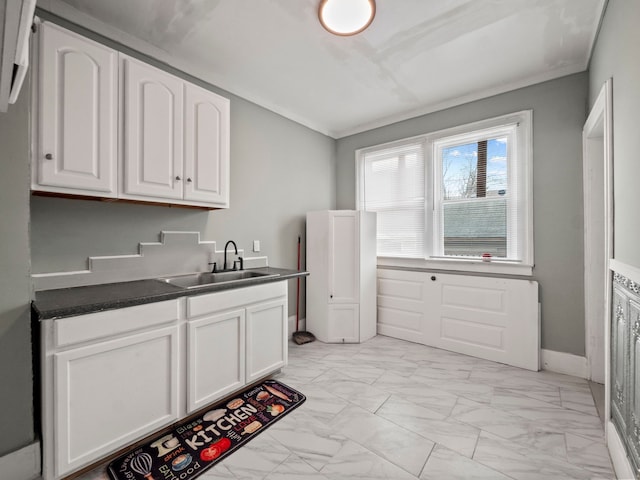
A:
156,270,278,289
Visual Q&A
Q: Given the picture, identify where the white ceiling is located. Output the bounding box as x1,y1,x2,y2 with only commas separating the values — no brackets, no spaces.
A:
40,0,606,138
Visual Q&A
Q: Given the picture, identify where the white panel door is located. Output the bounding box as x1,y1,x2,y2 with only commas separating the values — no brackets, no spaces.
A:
377,269,539,371
329,211,359,303
246,298,287,383
184,84,230,206
122,55,183,199
327,304,359,343
430,273,539,370
54,326,179,477
187,309,245,413
38,23,117,195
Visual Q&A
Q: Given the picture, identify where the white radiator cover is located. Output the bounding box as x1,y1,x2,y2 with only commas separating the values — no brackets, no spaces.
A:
377,269,539,371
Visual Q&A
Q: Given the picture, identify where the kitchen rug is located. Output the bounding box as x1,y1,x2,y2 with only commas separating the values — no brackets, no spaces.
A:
107,379,305,480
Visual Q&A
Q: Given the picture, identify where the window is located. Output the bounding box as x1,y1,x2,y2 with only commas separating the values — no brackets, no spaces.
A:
358,139,426,257
357,111,532,274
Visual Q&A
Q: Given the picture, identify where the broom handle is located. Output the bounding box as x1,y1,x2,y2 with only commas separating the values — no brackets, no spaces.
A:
296,236,301,332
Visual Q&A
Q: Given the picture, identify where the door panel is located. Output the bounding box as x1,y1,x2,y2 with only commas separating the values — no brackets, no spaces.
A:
329,212,359,303
122,55,183,199
327,304,359,343
54,326,179,476
38,23,117,195
246,298,287,383
377,269,539,371
184,84,230,206
187,309,245,412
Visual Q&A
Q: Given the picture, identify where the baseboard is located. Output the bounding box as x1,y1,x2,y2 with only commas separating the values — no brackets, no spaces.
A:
607,420,635,479
0,441,40,480
540,349,588,378
287,315,306,339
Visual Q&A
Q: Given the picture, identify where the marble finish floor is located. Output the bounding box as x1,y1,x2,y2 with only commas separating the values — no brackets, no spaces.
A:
77,335,615,480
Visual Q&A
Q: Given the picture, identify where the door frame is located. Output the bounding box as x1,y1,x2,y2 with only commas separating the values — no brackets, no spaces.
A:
582,78,613,419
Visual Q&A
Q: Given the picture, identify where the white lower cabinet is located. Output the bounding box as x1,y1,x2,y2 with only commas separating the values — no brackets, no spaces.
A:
186,282,288,413
42,282,288,480
187,309,246,412
54,326,180,476
246,298,288,382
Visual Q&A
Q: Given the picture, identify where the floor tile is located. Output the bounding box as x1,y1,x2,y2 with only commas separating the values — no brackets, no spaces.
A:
419,445,511,480
330,403,434,476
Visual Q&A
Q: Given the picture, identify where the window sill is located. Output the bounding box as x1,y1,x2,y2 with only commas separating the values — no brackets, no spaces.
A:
377,256,534,277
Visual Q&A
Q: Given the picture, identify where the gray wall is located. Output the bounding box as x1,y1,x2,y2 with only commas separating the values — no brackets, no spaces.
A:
30,14,336,318
589,0,640,270
0,82,34,454
336,73,589,357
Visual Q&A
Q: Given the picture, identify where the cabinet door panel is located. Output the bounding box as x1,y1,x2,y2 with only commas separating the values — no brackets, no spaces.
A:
327,304,359,343
38,23,117,195
184,84,230,206
187,309,245,412
246,298,287,383
54,326,179,476
122,55,183,199
329,211,359,303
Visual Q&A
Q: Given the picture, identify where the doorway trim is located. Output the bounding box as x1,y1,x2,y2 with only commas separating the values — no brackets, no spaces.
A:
582,78,613,413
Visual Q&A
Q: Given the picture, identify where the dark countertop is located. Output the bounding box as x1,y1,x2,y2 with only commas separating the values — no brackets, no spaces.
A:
33,267,308,320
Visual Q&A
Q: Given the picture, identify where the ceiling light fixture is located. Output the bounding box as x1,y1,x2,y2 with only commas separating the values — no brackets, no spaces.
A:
318,0,376,36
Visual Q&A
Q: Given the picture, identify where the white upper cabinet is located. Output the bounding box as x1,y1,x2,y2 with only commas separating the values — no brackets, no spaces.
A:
184,84,230,207
35,22,117,196
33,22,230,209
121,55,184,200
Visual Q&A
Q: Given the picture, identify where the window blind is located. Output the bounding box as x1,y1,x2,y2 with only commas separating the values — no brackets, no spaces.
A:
360,141,425,258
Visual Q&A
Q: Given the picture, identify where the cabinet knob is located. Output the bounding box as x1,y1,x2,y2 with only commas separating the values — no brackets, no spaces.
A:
175,176,181,181
431,276,436,281
45,153,53,160
187,177,192,183
330,294,333,299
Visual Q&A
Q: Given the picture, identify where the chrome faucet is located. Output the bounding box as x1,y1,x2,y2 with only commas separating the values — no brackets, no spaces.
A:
224,240,238,271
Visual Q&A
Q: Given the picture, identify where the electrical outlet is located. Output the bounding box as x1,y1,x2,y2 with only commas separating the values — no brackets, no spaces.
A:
253,240,260,252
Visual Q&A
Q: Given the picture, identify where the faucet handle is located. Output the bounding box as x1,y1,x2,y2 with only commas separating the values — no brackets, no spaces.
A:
238,257,244,271
208,262,217,273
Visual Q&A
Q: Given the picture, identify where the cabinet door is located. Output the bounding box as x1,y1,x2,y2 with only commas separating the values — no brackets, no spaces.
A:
327,304,359,343
122,55,184,199
53,325,179,477
328,211,359,303
246,298,287,383
611,286,629,435
37,23,117,196
184,84,230,206
187,309,245,413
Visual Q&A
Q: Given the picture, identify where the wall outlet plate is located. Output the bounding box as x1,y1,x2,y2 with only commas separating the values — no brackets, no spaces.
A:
253,240,260,252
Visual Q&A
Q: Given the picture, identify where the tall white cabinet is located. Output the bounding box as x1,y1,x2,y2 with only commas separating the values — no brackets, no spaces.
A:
306,210,377,343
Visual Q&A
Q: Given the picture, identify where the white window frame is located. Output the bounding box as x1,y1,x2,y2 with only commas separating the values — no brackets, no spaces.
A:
356,110,533,276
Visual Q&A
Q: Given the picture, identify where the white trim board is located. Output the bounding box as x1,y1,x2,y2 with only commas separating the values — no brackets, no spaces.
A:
610,258,640,285
0,441,41,480
540,349,588,379
607,420,635,480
